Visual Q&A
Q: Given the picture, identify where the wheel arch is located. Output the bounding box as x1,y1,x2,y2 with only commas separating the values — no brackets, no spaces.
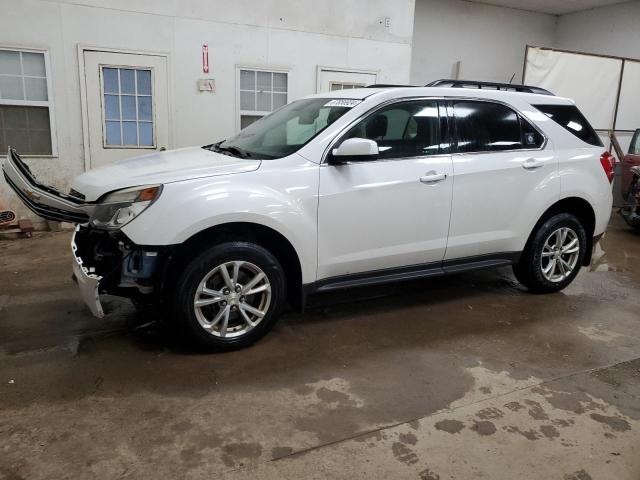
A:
165,222,304,309
525,196,596,266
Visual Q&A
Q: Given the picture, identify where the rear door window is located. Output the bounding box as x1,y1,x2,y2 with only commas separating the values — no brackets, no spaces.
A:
533,104,603,147
453,101,544,153
453,101,523,153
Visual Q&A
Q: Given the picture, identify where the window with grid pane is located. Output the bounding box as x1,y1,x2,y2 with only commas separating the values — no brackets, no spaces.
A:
329,82,365,91
0,49,52,155
239,69,287,129
102,67,154,147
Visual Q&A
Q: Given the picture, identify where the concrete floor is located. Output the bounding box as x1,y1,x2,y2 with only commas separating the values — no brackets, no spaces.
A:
0,214,639,480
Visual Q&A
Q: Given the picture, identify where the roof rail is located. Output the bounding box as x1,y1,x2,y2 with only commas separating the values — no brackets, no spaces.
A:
425,79,554,96
366,84,417,88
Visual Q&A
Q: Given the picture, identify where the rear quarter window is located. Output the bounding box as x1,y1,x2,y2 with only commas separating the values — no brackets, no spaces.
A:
533,104,603,147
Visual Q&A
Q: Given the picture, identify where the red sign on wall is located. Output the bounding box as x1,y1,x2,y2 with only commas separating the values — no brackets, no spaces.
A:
202,43,209,74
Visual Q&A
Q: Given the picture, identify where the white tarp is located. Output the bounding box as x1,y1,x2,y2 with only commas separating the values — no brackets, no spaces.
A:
524,47,623,131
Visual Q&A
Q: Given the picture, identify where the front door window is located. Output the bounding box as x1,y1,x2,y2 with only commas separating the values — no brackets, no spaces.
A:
341,100,442,159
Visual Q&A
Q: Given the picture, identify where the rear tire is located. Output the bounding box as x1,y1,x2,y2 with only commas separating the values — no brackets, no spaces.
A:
173,241,286,350
513,213,587,293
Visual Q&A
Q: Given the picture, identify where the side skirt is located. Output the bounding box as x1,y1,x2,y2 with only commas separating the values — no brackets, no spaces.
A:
301,252,520,308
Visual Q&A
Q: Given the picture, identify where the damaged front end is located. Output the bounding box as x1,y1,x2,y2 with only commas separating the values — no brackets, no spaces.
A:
72,224,173,317
2,147,173,317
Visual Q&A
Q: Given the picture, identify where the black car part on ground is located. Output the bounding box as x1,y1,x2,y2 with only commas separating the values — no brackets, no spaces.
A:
0,209,16,225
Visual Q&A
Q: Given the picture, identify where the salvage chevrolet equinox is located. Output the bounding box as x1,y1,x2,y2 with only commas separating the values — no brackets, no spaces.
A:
3,80,614,349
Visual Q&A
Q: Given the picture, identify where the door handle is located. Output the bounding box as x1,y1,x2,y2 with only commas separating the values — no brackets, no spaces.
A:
419,171,447,184
522,158,544,170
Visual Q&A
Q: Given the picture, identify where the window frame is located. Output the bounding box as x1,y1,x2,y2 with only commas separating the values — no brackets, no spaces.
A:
235,65,289,132
0,46,57,157
450,99,547,155
326,98,449,163
329,82,366,91
99,65,156,149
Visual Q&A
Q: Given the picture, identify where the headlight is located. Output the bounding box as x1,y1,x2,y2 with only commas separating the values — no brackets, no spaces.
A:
90,185,162,230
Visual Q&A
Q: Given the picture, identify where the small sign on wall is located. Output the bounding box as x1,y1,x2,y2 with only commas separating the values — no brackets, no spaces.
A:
198,78,216,93
202,43,209,73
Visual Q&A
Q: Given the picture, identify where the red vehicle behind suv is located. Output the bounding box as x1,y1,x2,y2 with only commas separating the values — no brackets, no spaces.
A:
620,129,640,230
622,129,640,199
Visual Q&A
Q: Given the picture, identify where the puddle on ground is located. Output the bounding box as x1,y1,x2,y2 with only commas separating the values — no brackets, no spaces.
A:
590,218,640,284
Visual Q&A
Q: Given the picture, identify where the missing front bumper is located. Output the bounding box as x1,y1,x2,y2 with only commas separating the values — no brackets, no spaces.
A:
70,224,172,317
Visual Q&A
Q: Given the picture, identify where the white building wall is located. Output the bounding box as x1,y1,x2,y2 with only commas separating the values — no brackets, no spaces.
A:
555,2,640,60
556,1,640,177
410,0,557,85
0,0,414,223
2,0,638,227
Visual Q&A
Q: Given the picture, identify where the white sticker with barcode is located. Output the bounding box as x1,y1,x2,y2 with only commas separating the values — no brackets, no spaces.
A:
324,99,362,108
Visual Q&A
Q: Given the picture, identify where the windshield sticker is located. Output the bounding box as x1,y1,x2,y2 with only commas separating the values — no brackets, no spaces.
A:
324,99,362,108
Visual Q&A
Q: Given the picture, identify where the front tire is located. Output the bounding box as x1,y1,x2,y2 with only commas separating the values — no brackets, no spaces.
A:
513,213,587,293
173,241,286,350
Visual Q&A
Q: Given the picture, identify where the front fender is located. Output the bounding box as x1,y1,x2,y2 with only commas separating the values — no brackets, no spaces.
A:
121,156,319,283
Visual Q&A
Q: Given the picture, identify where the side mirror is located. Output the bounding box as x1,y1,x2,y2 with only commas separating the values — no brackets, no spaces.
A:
328,138,378,164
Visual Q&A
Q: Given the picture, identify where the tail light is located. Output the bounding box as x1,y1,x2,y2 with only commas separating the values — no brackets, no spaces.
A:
600,151,615,183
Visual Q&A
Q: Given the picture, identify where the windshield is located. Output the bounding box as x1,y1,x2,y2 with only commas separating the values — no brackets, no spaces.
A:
213,98,359,159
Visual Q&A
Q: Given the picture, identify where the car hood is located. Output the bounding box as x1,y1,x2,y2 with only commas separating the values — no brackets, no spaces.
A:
72,147,261,201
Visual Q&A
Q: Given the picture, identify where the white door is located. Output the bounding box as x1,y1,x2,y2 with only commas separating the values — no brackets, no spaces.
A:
317,100,453,279
444,100,559,260
83,50,169,169
317,68,377,93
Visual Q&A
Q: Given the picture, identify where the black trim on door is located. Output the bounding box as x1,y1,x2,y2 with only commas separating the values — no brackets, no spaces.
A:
304,252,520,296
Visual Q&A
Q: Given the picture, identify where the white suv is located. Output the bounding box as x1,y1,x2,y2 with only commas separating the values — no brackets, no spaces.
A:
3,81,614,349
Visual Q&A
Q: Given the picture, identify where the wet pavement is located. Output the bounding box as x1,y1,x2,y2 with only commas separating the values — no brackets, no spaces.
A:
0,213,639,479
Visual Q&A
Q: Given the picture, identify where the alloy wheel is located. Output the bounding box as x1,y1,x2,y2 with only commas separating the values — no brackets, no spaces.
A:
540,227,580,283
193,260,272,338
